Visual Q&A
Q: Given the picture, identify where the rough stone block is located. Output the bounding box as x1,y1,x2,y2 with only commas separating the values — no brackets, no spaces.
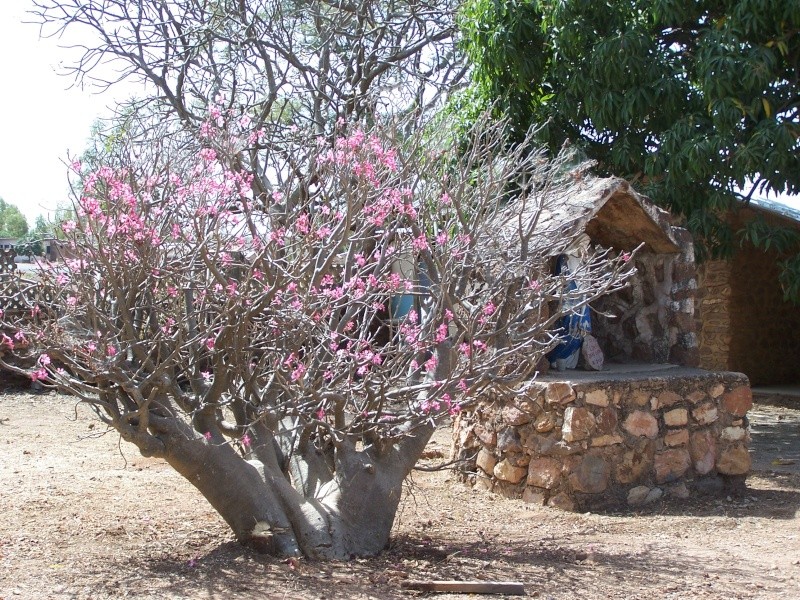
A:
546,382,576,405
716,445,751,475
664,429,689,447
657,390,682,408
569,455,610,493
497,427,522,453
596,407,618,433
667,481,690,499
527,457,562,490
644,487,664,504
534,413,556,433
522,487,546,505
562,406,596,442
690,430,716,475
493,459,527,483
501,404,533,426
591,434,624,447
474,423,496,446
722,386,752,417
627,485,651,506
655,449,691,483
475,448,496,474
663,408,688,427
692,403,719,425
623,410,659,439
721,427,746,442
584,389,610,407
629,390,651,407
709,383,725,398
687,390,706,404
547,492,575,511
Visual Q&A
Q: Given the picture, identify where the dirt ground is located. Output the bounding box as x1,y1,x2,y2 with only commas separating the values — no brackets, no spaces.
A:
1,381,799,600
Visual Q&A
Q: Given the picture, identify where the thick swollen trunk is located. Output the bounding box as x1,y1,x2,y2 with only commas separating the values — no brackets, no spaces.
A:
153,421,435,559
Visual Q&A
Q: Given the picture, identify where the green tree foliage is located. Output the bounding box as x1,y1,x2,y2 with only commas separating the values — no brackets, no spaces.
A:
460,0,800,297
0,199,30,239
15,233,43,257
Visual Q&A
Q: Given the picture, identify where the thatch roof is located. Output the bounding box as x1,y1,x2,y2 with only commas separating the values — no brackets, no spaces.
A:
511,176,681,256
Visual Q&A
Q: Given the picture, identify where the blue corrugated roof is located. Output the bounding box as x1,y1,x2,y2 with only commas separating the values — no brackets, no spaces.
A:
750,198,800,223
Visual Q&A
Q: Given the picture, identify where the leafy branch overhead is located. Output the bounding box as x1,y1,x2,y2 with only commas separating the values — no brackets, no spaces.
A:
460,0,800,299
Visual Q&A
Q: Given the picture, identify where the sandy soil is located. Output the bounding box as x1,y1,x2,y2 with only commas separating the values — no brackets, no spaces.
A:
1,382,799,599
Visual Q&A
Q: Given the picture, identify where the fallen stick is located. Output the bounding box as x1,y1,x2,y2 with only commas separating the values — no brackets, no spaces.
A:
400,580,525,595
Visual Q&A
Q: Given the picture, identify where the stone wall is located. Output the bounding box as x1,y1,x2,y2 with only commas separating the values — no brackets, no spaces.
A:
694,206,800,385
592,226,699,367
452,369,751,511
696,260,732,372
728,242,800,385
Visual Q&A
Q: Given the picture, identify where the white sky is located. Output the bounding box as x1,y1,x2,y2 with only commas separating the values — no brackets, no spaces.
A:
0,0,797,227
0,0,141,224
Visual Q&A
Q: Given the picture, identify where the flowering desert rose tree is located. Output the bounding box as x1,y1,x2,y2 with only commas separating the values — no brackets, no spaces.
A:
0,111,635,558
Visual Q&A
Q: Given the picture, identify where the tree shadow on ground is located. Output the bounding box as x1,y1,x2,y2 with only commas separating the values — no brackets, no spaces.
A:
90,528,784,599
582,469,800,521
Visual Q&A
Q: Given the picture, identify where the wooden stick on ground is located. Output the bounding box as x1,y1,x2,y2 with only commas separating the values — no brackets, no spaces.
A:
400,580,526,595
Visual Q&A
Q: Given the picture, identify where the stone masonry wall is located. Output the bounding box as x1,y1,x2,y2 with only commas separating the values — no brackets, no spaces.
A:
728,243,800,385
452,370,751,511
592,227,699,367
696,260,732,372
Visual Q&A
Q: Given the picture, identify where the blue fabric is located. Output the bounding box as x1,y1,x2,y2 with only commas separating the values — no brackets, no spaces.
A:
548,255,592,362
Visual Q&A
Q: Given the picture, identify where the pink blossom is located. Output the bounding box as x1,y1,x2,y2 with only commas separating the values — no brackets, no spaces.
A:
199,147,217,162
61,220,77,233
295,213,310,235
162,318,176,334
412,234,428,252
39,353,51,366
86,341,97,353
315,407,326,420
30,368,48,382
204,431,212,441
483,302,496,316
66,296,77,307
425,355,438,372
204,337,216,350
106,345,117,357
621,251,632,263
291,364,306,382
167,286,179,298
439,193,452,206
241,433,251,447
